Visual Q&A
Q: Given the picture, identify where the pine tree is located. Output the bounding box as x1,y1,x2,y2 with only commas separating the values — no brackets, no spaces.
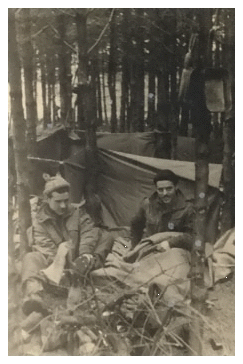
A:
9,9,32,258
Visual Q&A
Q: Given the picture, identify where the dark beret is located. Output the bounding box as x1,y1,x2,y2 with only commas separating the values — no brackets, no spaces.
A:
153,170,179,185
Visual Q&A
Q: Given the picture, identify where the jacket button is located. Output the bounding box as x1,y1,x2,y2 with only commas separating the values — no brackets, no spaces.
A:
168,222,174,230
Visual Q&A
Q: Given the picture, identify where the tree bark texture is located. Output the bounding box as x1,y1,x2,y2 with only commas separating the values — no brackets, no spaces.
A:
75,11,100,223
90,57,98,127
179,105,189,136
120,9,130,133
168,14,178,159
155,11,170,131
82,83,101,225
108,9,117,133
76,12,88,129
147,68,156,129
220,9,235,231
57,14,72,126
18,8,37,157
189,9,212,356
101,53,108,125
8,9,32,258
130,9,144,132
40,55,48,128
95,57,103,126
220,118,235,233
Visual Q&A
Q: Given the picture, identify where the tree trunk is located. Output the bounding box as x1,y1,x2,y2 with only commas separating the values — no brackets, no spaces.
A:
47,79,52,124
52,83,56,125
48,57,56,126
75,11,100,224
57,14,72,126
8,9,32,258
135,8,145,132
126,87,132,132
120,9,130,133
155,10,171,132
90,57,98,127
101,53,108,125
40,55,48,128
46,54,53,124
189,9,212,356
130,9,145,132
95,56,103,127
18,8,37,156
179,105,189,136
220,9,235,232
108,9,117,133
147,69,156,129
157,70,168,131
8,138,16,262
33,46,38,106
66,53,73,126
76,12,88,130
220,116,234,231
130,61,136,132
169,12,178,159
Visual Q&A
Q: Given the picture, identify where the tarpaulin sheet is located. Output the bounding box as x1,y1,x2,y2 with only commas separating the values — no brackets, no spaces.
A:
96,131,171,159
34,127,222,164
97,149,222,242
31,129,222,242
97,132,222,163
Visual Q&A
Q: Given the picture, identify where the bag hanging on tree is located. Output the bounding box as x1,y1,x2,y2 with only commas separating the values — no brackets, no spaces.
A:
204,68,232,113
178,34,198,104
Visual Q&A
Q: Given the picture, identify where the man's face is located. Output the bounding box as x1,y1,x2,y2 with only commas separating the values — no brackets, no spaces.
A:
47,191,70,215
156,180,176,204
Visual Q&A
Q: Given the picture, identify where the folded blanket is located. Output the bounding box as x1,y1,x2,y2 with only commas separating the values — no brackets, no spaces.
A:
91,232,191,306
91,229,235,305
211,228,235,283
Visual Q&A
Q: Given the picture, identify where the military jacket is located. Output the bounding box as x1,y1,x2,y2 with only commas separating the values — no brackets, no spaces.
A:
130,190,195,249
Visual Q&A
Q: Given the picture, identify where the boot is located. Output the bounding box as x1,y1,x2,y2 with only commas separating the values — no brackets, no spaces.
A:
73,255,94,277
20,311,44,332
22,278,49,316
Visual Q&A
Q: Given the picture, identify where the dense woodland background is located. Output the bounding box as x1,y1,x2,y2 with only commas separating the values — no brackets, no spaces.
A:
8,7,235,261
9,9,235,133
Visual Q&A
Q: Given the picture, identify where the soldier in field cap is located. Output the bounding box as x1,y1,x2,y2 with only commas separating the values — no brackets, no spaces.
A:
130,169,195,250
21,173,114,318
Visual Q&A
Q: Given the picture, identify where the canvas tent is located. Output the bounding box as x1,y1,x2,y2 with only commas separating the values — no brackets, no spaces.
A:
27,127,222,243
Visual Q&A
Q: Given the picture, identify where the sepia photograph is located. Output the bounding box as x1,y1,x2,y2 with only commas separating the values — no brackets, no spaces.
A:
8,6,235,356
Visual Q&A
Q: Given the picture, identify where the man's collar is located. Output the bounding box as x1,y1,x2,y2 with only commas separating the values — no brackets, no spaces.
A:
37,203,74,223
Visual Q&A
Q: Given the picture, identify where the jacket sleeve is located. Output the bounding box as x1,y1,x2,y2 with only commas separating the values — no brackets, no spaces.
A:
32,220,57,262
169,203,195,251
79,208,101,255
130,199,147,246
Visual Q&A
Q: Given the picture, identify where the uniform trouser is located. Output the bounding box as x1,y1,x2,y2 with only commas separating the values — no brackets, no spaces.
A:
93,229,114,267
21,230,114,286
21,251,49,289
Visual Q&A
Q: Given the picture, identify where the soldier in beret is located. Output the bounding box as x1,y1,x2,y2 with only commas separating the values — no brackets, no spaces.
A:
130,169,195,250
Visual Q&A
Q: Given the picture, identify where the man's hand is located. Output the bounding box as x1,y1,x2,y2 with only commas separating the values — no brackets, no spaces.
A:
57,240,73,258
158,240,170,251
73,254,94,276
81,253,94,263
